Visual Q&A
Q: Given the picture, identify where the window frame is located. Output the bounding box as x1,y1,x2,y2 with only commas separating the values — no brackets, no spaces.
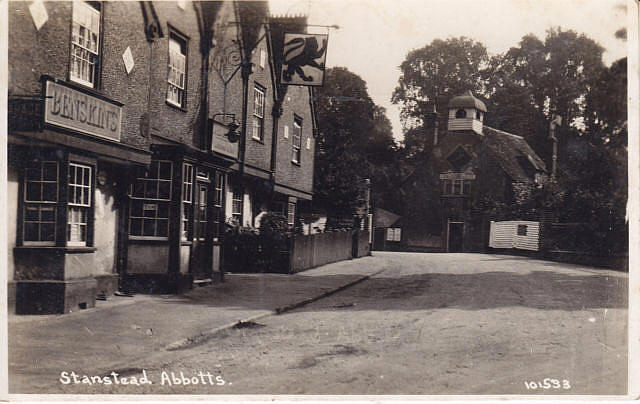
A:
22,161,59,246
20,156,96,248
292,116,302,164
166,31,188,109
386,227,401,242
181,163,194,241
67,162,93,246
287,201,296,227
252,84,265,141
69,1,102,89
128,160,173,240
212,171,224,241
231,187,243,220
517,224,528,236
441,179,471,197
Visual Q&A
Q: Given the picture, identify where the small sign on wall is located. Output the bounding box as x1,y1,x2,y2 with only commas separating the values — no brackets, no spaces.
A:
29,0,48,31
122,46,135,74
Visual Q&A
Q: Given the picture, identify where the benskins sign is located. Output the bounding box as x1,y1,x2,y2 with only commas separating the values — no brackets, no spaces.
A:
44,80,122,142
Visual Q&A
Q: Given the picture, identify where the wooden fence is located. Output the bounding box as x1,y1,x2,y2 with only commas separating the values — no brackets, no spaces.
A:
290,230,370,273
224,229,371,274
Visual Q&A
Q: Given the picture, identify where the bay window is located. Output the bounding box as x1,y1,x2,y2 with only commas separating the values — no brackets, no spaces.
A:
22,158,95,247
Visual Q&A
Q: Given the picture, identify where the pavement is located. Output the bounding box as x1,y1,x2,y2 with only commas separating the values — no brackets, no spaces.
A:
8,254,388,392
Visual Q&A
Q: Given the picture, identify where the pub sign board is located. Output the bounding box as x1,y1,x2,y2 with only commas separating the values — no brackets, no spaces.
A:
281,33,328,86
211,120,238,159
44,80,123,142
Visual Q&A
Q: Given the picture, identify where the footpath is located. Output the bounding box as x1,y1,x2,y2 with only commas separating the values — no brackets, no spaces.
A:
8,255,387,393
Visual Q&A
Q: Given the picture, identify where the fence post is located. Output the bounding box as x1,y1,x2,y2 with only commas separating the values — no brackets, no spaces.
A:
288,235,294,274
538,207,554,258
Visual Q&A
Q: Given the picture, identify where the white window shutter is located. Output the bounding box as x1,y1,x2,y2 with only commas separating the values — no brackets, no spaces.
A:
284,125,289,139
306,137,311,150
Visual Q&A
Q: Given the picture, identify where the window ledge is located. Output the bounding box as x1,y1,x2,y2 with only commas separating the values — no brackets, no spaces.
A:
291,160,301,166
14,246,97,254
128,237,170,243
165,100,187,112
252,137,265,144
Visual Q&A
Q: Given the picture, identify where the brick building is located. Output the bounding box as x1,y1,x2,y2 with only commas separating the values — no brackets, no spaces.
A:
7,1,317,314
397,91,547,252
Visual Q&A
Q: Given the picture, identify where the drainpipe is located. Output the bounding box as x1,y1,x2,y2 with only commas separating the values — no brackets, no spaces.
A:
238,61,252,174
270,98,282,181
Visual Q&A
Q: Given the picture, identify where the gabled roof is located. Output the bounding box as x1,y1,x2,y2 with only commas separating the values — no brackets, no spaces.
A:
483,125,547,182
374,207,402,228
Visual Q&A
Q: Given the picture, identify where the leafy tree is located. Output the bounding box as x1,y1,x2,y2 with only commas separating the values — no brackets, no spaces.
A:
314,67,399,224
392,37,489,153
484,29,605,161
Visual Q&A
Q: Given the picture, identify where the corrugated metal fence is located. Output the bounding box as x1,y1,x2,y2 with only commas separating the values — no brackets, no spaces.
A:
489,220,540,251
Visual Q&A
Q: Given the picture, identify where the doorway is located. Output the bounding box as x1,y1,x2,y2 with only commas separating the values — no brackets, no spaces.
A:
448,221,464,252
191,180,212,282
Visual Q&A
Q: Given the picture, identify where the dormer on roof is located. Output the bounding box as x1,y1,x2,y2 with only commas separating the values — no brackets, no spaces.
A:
447,90,486,135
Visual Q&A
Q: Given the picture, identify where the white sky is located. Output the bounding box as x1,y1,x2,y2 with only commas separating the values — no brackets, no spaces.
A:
269,0,630,142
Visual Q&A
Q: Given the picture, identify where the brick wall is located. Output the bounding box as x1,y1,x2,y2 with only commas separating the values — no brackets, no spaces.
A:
8,1,152,150
244,32,274,173
147,2,203,148
209,1,243,142
100,2,150,149
276,85,315,195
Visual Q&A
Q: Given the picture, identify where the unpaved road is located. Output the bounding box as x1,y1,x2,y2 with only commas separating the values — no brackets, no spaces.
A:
44,253,628,395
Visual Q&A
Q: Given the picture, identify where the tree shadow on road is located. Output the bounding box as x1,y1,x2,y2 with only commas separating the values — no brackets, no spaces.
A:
155,270,627,312
291,270,628,312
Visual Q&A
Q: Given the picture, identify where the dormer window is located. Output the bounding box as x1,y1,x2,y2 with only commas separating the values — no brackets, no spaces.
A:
455,109,467,118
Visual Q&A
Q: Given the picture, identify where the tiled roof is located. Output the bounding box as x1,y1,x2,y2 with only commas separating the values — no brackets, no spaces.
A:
483,125,547,182
374,207,402,228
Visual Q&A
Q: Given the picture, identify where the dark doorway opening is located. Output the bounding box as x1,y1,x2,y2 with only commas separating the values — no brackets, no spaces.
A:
448,221,464,252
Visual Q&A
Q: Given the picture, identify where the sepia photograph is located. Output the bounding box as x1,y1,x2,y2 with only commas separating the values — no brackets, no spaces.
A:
2,0,637,399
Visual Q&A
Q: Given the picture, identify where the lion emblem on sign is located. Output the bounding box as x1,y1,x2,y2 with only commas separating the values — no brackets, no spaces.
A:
282,33,328,86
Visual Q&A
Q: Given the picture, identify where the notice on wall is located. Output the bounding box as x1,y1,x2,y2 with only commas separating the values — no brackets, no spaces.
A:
122,46,135,74
29,0,48,31
44,80,123,142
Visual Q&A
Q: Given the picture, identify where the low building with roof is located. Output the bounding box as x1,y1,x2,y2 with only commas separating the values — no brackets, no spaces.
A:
399,91,547,252
372,207,402,251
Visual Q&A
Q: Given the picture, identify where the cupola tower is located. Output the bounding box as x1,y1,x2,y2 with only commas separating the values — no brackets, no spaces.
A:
447,90,486,135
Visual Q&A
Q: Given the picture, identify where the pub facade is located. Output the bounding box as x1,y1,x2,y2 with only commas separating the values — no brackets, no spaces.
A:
6,1,280,314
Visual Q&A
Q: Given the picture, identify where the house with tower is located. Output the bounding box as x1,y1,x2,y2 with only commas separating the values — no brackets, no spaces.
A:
395,90,547,252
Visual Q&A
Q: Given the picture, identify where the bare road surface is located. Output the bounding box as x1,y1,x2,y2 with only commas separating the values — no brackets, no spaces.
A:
10,252,628,395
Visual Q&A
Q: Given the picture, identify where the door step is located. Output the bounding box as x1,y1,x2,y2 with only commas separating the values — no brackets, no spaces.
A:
193,278,213,287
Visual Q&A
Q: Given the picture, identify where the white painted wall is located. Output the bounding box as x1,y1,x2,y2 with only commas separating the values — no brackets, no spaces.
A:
7,166,19,282
489,220,540,251
94,182,117,275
